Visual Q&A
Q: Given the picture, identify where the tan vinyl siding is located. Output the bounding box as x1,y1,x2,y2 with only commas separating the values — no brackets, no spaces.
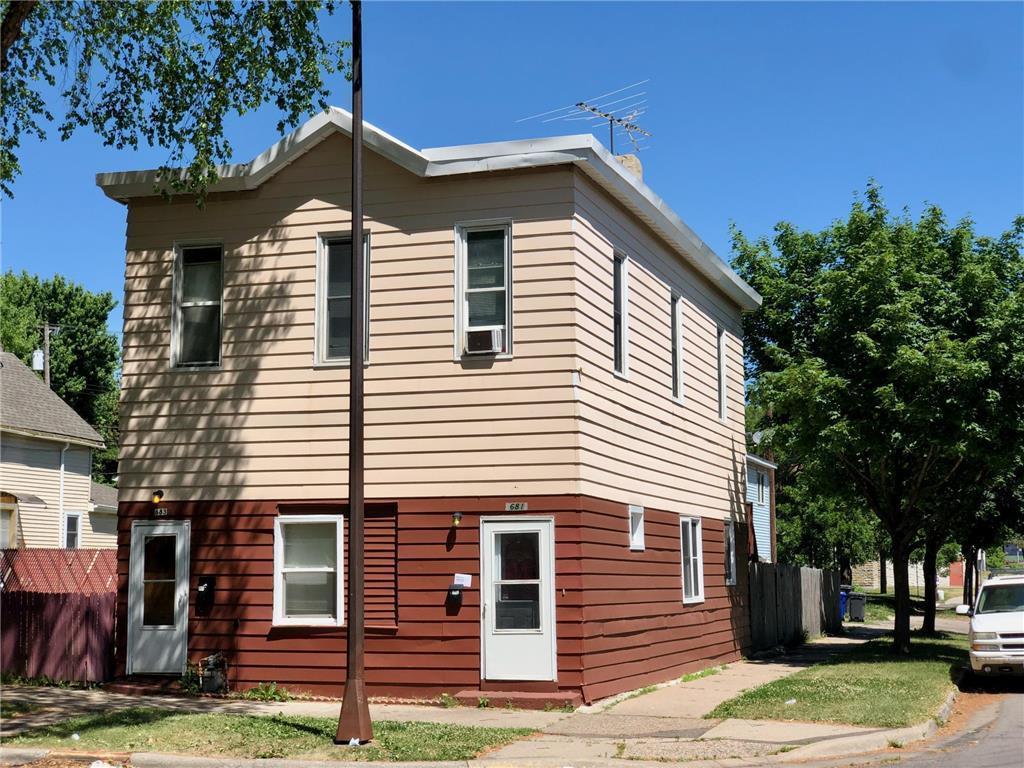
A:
118,133,581,501
570,171,747,519
0,433,115,548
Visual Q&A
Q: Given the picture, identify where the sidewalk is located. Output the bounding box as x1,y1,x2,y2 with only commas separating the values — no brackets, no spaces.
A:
0,626,954,767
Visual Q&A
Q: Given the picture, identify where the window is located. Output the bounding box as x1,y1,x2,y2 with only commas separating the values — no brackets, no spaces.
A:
316,234,370,364
680,516,704,603
724,521,737,586
273,515,344,626
64,512,81,549
613,254,628,374
716,326,727,421
757,471,767,504
174,245,223,367
671,294,683,400
456,222,512,355
0,509,12,548
628,505,645,551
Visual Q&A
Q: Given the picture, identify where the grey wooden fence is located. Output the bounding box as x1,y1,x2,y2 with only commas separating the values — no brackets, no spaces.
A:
748,562,841,651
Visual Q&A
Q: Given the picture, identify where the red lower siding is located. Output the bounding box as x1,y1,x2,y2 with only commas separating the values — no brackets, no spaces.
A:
116,495,748,702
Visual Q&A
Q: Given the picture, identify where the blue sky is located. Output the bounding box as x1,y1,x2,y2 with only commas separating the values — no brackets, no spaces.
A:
3,2,1022,338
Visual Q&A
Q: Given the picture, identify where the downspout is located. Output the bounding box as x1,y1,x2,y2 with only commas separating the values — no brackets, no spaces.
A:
59,442,68,546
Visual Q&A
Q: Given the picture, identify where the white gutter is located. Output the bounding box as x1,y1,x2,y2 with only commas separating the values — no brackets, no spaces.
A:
58,441,68,547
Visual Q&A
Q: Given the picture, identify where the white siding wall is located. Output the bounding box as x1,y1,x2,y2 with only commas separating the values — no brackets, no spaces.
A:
746,466,772,561
0,432,116,548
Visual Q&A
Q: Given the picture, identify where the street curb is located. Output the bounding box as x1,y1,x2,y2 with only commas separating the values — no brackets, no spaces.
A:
0,748,48,765
131,755,465,768
778,683,960,760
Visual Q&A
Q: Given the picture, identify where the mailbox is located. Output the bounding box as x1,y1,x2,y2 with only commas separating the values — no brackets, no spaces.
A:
196,575,216,617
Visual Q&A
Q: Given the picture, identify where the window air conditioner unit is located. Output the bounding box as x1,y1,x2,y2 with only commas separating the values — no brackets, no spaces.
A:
465,328,503,355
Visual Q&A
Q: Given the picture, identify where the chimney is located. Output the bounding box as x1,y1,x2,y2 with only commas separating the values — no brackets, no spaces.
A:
615,153,643,181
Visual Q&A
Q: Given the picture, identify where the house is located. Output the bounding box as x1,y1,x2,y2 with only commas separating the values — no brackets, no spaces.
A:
98,108,762,703
0,352,116,549
745,454,776,563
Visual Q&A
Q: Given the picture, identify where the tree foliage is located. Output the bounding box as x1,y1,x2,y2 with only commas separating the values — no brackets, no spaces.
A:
734,183,1024,652
1,0,348,197
0,271,120,482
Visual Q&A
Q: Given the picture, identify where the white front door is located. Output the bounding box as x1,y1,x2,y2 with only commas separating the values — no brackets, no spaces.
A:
127,520,190,674
481,518,556,681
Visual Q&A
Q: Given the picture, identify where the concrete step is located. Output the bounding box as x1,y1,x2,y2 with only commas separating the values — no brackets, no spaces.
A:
103,675,182,696
454,689,581,711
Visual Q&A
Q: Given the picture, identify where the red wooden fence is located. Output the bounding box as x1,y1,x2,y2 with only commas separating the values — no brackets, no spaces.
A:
1,549,117,683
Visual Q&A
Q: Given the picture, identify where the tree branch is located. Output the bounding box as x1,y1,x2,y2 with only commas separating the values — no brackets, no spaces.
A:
1,0,36,73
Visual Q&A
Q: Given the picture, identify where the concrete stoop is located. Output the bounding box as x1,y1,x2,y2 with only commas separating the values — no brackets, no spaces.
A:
454,689,582,711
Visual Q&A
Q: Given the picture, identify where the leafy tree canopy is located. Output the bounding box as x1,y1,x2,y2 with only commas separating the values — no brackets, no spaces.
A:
1,0,348,197
0,271,120,482
734,183,1024,651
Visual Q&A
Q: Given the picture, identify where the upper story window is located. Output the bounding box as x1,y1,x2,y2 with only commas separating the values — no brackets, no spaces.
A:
174,244,223,367
680,516,704,603
716,325,728,421
316,234,370,364
613,253,628,375
273,515,344,626
64,511,81,549
456,221,512,356
757,471,767,503
671,294,683,400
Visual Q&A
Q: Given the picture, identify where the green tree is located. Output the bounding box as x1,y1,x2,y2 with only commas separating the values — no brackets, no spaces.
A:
0,271,120,483
734,184,1024,653
1,0,348,197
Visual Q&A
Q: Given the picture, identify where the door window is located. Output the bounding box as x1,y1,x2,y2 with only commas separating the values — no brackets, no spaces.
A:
143,534,177,626
494,531,541,631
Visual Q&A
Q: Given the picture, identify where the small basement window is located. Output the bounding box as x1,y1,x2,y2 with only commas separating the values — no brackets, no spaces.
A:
174,244,223,367
680,516,704,603
629,505,645,551
273,515,344,626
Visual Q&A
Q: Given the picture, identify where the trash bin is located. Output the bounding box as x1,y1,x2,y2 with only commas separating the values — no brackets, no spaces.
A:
839,584,852,621
848,592,867,622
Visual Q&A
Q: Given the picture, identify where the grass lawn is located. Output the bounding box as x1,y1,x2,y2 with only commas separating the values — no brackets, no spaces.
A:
8,708,534,761
708,633,967,728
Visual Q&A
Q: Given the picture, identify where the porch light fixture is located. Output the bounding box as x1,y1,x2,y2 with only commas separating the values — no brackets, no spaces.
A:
451,512,463,527
152,489,164,505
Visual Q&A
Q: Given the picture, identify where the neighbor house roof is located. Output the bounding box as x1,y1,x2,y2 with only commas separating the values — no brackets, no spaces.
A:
0,352,104,448
746,454,778,470
96,108,761,312
90,481,117,512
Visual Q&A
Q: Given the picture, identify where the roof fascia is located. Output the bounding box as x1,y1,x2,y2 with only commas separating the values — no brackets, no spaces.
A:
0,425,104,450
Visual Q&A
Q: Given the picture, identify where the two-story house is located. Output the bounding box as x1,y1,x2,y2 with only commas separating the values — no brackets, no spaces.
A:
98,108,761,703
0,352,116,549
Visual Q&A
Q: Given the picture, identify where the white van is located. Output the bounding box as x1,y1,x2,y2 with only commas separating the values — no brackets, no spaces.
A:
957,573,1024,676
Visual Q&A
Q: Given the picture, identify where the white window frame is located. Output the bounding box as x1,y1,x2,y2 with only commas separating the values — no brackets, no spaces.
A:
613,253,629,377
454,219,513,359
680,516,705,604
671,293,684,402
63,511,82,549
171,242,224,370
757,471,767,504
716,325,728,421
724,520,737,586
314,232,371,366
628,505,645,551
272,515,344,627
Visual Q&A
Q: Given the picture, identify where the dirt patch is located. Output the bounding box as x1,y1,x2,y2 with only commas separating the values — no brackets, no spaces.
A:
2,759,129,768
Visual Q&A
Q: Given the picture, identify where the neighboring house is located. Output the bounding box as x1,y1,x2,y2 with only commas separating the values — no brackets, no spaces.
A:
746,455,776,563
0,352,116,549
852,559,950,591
98,108,762,702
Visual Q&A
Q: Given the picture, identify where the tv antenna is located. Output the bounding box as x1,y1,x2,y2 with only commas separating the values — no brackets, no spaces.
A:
516,79,653,154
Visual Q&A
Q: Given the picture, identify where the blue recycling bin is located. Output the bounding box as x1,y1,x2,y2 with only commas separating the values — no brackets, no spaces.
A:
839,585,852,621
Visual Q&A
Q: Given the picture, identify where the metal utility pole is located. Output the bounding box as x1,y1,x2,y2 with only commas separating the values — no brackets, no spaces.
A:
335,0,372,746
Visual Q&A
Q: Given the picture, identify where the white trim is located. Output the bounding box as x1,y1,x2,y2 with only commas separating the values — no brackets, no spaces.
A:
680,516,705,604
314,232,371,366
628,505,645,551
454,220,513,360
57,442,67,546
171,242,224,369
97,108,760,313
724,520,737,587
272,515,345,627
0,426,103,450
746,454,778,470
63,510,82,549
613,253,629,376
716,326,728,422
